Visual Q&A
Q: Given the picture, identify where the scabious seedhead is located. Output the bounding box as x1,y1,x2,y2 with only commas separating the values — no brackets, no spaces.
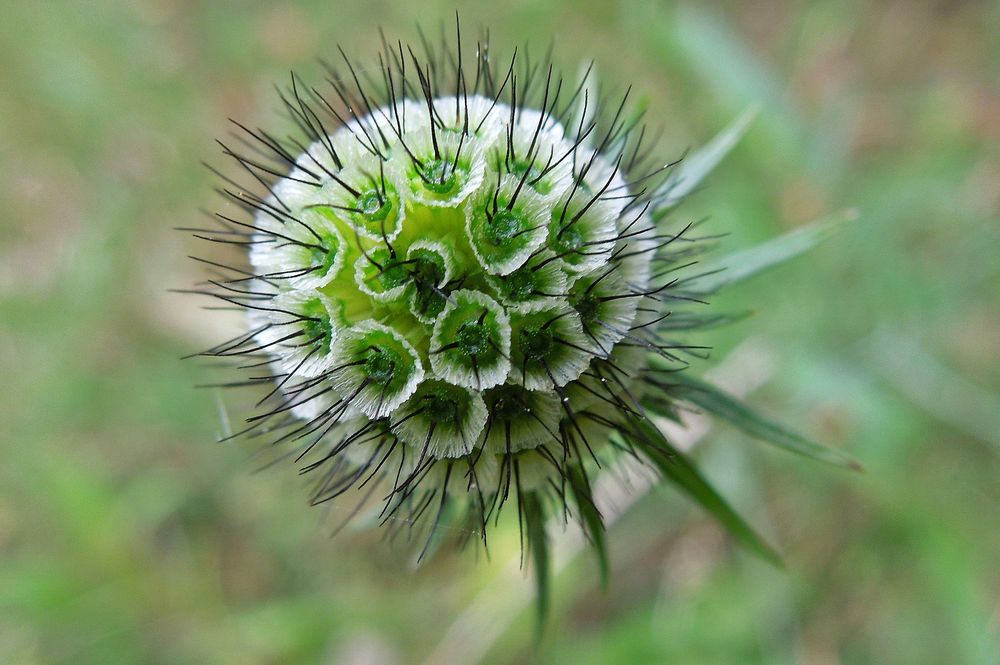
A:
190,22,855,625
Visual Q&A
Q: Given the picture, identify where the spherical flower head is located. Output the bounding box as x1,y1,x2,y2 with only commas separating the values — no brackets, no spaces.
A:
191,24,853,625
205,37,662,528
233,80,658,487
237,81,655,482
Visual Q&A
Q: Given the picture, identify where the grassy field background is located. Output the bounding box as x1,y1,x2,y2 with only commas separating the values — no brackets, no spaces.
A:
2,1,998,663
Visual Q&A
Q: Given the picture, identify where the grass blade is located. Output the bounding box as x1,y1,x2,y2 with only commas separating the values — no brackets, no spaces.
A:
668,370,863,470
522,492,550,638
568,466,609,587
685,208,858,294
654,106,758,213
622,416,783,567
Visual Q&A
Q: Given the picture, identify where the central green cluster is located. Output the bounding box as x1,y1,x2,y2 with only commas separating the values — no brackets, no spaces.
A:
248,97,654,475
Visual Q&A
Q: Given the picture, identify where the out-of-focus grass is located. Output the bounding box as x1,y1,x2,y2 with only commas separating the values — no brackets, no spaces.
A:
1,1,998,663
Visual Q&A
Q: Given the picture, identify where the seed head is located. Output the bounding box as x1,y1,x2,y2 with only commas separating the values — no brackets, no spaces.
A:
188,21,847,625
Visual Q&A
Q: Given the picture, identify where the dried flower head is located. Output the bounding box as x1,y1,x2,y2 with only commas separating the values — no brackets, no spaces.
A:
188,19,857,623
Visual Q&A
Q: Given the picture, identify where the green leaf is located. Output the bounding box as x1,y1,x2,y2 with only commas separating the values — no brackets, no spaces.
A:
683,209,858,294
568,466,609,588
654,106,758,214
622,416,783,567
522,491,550,638
668,370,863,470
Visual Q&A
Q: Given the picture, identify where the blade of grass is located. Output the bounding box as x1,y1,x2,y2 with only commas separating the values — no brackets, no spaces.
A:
621,416,783,567
684,208,857,294
664,368,862,470
568,466,609,587
654,107,758,214
522,492,550,638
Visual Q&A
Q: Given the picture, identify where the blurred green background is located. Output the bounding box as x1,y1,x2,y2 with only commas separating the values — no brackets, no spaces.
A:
2,1,998,663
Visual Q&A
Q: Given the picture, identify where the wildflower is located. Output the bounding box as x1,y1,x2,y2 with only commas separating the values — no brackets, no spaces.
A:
189,20,858,624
